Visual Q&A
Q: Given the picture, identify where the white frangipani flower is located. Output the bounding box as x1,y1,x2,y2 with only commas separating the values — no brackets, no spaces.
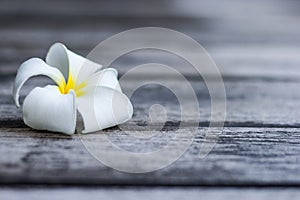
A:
13,43,133,135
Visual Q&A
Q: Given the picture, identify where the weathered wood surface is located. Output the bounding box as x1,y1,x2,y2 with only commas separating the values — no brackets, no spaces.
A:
1,127,300,186
2,77,300,126
0,187,299,200
1,0,300,198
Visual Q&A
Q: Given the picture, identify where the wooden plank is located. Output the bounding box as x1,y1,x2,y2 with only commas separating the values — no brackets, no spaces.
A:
0,187,299,200
2,77,300,126
0,127,300,185
1,41,300,79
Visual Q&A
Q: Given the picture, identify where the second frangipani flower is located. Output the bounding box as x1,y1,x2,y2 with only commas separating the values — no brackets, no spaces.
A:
13,43,133,135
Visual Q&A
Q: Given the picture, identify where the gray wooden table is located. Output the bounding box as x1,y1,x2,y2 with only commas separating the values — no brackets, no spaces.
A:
1,0,300,199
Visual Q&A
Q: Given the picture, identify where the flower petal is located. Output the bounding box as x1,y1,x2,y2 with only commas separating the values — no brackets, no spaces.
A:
13,58,66,107
85,68,122,92
45,43,69,80
22,85,76,135
46,43,102,83
77,86,133,133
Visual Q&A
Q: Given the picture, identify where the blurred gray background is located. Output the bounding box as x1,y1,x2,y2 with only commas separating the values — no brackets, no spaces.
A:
1,0,300,78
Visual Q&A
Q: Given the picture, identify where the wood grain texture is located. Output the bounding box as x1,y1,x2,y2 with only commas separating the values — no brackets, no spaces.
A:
2,77,300,126
0,187,299,200
0,127,300,186
1,0,300,198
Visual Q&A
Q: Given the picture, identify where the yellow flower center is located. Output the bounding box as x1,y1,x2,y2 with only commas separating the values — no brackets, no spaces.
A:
58,73,87,97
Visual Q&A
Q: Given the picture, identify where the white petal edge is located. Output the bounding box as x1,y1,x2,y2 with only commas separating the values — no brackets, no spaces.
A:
85,68,122,92
45,43,69,79
46,43,103,84
13,58,66,107
77,86,133,133
22,85,76,135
